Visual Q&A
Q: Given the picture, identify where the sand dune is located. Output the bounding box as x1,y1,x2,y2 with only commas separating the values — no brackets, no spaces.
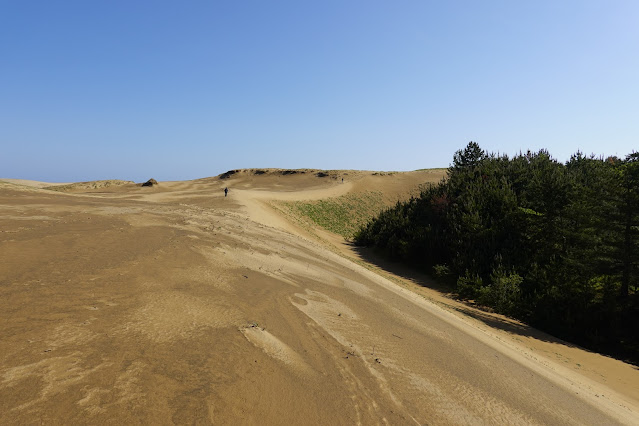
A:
1,169,637,424
0,178,72,188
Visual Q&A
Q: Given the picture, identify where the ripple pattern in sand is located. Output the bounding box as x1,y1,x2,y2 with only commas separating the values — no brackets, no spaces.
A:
120,292,242,342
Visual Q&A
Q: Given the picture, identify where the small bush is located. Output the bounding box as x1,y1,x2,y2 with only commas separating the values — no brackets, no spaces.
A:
456,271,483,299
433,264,451,277
477,269,522,316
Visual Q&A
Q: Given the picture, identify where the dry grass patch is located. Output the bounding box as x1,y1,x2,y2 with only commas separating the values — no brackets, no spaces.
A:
45,180,134,192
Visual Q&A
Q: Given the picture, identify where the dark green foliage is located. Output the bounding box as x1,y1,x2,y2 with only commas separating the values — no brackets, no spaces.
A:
356,142,639,363
455,271,483,300
478,268,522,316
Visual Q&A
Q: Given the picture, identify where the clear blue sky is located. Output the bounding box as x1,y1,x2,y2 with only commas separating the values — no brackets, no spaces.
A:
1,1,637,182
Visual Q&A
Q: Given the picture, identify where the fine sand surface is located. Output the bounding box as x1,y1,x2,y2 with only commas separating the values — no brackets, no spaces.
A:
0,179,72,189
1,170,638,425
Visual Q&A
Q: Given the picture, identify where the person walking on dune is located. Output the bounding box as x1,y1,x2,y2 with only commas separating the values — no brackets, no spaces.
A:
224,187,228,197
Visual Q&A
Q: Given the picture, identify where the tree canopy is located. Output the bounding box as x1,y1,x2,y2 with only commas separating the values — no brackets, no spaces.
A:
356,142,639,363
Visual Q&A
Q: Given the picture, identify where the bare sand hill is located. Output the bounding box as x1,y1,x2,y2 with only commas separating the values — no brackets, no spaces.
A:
0,179,72,189
1,170,638,425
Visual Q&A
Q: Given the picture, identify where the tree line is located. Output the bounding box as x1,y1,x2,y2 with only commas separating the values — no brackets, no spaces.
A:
355,142,639,363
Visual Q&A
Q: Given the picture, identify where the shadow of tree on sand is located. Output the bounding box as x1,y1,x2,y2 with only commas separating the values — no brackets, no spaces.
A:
349,243,593,352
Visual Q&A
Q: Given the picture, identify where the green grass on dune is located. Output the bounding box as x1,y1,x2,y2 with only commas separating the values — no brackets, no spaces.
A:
282,191,385,239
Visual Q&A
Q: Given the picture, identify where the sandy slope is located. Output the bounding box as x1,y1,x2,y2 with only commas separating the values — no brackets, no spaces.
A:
0,179,72,188
1,170,637,425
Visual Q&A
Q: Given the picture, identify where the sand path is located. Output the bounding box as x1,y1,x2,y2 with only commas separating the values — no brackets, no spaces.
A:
1,172,637,424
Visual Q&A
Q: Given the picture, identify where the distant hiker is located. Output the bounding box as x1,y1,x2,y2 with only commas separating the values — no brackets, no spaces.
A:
224,187,228,197
341,177,344,183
